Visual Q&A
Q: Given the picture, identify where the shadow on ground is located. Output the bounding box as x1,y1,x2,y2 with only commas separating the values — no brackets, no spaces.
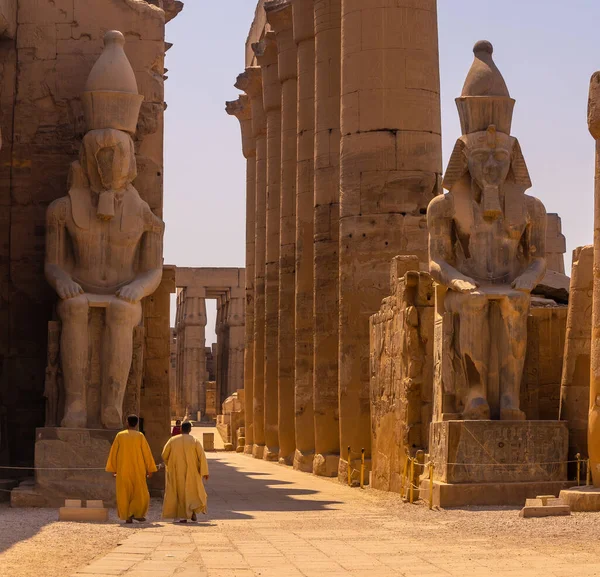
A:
201,454,343,520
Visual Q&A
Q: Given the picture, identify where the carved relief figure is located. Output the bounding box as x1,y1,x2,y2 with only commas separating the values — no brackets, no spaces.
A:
427,41,547,420
44,31,164,429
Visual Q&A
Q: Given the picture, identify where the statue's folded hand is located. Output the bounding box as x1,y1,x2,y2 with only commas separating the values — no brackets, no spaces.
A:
449,277,479,293
56,279,84,300
511,274,537,292
116,283,144,303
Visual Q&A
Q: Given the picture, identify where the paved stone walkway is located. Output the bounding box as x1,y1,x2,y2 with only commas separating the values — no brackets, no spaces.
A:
71,452,600,577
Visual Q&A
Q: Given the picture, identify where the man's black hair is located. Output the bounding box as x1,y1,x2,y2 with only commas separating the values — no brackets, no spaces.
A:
127,414,139,428
181,422,192,433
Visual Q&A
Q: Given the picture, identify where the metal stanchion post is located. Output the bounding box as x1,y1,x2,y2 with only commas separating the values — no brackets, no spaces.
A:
576,453,581,486
401,453,408,499
587,458,592,486
429,462,434,510
347,446,352,487
360,448,365,489
409,457,415,504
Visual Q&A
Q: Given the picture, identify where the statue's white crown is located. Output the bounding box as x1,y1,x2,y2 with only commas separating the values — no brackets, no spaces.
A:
456,40,515,135
82,30,144,134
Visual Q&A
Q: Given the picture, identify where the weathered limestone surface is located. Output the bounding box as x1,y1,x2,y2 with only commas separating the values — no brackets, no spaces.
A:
265,0,297,466
560,246,593,463
313,0,341,477
339,0,441,479
546,214,567,275
429,42,546,422
370,257,434,492
226,96,256,450
293,0,316,473
2,0,175,471
588,70,600,486
254,32,281,462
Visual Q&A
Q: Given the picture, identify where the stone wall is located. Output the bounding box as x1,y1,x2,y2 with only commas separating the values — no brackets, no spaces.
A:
0,0,176,468
370,257,435,493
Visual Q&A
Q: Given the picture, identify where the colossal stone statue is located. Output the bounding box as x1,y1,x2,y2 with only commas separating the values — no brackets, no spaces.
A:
44,31,164,429
428,41,547,421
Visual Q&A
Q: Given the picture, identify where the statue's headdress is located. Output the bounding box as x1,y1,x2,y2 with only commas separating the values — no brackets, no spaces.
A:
82,30,143,134
456,40,514,136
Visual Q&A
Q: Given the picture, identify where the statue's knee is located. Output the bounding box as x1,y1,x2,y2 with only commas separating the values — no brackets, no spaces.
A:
57,295,88,323
107,298,141,326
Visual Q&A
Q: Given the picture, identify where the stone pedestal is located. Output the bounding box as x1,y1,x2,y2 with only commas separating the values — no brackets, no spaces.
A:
422,420,572,507
11,428,117,508
559,486,600,511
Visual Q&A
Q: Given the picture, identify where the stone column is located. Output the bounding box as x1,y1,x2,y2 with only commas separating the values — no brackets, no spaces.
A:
313,0,341,477
254,32,281,461
266,0,297,466
293,0,316,472
227,287,246,397
182,288,207,418
588,72,600,486
338,0,442,480
226,95,256,451
236,67,267,458
175,289,185,416
559,246,593,465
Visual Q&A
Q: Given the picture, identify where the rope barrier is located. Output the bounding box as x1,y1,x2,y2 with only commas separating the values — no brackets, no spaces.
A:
0,466,106,471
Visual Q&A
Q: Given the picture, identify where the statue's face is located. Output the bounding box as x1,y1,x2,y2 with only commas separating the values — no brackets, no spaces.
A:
81,129,136,193
467,144,511,192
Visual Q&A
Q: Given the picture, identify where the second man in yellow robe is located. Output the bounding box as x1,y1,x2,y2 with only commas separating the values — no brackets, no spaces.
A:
161,422,209,522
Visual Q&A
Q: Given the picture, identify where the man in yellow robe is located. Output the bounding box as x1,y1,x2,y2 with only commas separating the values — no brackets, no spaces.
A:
162,421,209,522
106,414,157,523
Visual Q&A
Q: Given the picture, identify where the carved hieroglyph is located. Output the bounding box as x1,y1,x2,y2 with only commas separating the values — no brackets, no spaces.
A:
44,31,164,430
427,41,547,421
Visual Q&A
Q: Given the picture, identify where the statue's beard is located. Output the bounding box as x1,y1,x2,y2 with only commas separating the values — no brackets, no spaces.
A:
479,183,502,220
97,189,116,220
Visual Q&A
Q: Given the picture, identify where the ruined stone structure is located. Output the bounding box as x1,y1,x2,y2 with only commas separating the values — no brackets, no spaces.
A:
172,268,245,420
228,1,570,486
0,2,180,502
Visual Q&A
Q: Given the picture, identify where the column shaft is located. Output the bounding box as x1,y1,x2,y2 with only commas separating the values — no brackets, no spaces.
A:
237,67,268,458
266,0,297,466
255,33,281,461
293,0,316,472
313,0,341,477
226,95,256,451
338,0,442,480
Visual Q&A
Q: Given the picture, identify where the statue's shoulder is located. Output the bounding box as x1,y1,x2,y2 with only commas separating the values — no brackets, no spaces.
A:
46,195,71,223
523,193,547,220
427,192,453,219
139,198,165,234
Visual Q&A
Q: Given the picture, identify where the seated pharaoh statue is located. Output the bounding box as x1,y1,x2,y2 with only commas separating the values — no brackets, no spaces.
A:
427,41,547,421
44,31,164,429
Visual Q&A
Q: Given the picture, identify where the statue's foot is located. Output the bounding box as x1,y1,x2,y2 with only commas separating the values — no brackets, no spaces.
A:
102,406,123,429
463,396,490,420
61,410,87,428
500,408,526,421
500,395,525,421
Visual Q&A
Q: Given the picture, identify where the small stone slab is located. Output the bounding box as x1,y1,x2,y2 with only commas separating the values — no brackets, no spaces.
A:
59,506,109,522
65,499,82,508
86,500,104,508
519,495,571,517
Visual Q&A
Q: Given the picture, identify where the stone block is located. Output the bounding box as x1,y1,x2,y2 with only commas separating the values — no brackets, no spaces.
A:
430,420,569,484
17,23,56,60
10,427,118,507
519,497,571,518
203,433,214,452
559,486,600,512
59,505,109,522
420,478,574,508
18,0,73,24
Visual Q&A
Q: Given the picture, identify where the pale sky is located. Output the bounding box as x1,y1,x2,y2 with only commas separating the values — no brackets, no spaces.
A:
164,0,599,343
